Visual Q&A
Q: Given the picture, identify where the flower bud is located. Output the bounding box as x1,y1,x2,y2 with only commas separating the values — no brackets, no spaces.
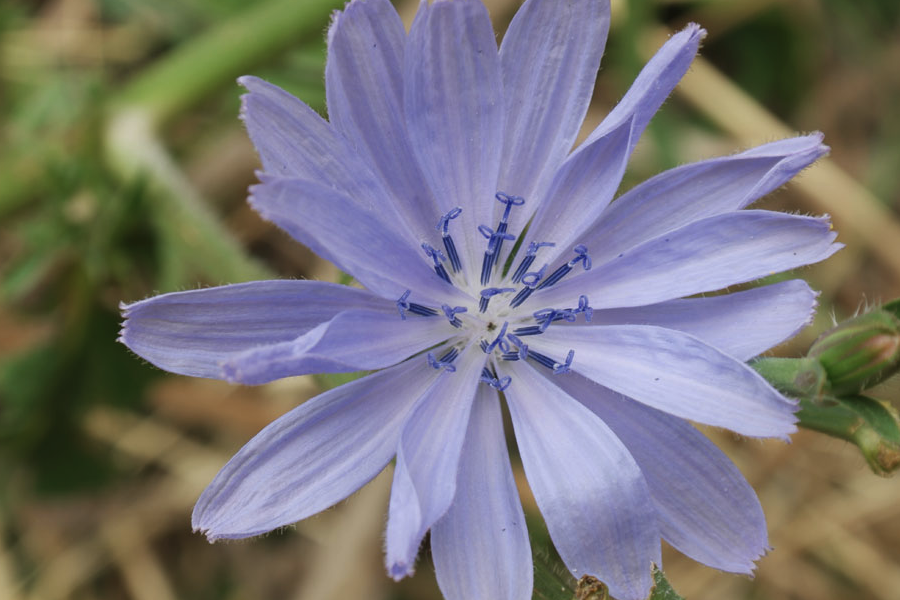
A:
808,309,900,396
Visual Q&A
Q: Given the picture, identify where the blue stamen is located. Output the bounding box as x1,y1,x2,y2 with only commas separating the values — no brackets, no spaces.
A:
511,241,555,284
409,304,439,317
510,264,547,308
527,349,557,370
484,321,510,354
422,243,452,283
577,295,593,322
436,207,463,273
479,287,516,313
512,325,543,337
533,308,577,332
396,290,438,320
495,192,525,220
553,349,575,375
506,333,528,360
536,245,591,291
397,290,411,320
427,348,458,372
440,347,459,363
480,367,512,391
478,225,516,286
441,304,468,328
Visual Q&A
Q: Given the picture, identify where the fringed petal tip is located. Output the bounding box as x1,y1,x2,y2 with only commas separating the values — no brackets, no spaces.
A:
326,0,378,46
682,21,708,42
191,524,217,544
722,545,771,578
388,561,415,582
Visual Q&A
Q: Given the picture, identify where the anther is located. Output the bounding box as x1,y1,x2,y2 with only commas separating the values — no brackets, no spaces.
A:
510,264,547,308
553,349,575,375
536,245,591,291
435,207,463,273
422,243,452,284
495,192,525,229
576,295,593,322
480,368,512,392
484,321,510,354
396,290,438,320
441,304,468,328
511,241,555,284
427,349,458,373
533,308,577,332
506,333,528,360
479,287,515,313
478,225,516,286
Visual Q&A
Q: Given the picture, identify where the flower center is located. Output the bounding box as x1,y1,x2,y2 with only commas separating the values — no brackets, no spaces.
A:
399,192,594,387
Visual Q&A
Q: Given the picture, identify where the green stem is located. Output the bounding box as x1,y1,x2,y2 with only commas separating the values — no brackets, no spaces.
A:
752,356,900,475
112,0,344,126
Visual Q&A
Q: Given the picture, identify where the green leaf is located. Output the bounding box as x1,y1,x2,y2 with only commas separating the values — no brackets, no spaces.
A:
531,549,575,600
649,567,685,600
314,371,368,391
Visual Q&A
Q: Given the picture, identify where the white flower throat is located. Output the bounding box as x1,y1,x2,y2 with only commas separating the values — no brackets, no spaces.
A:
397,192,592,390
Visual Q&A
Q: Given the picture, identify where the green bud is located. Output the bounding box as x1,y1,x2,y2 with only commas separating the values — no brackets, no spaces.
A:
808,309,900,396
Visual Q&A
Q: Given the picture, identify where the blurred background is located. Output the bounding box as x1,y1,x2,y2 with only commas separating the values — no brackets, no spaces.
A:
1,0,899,598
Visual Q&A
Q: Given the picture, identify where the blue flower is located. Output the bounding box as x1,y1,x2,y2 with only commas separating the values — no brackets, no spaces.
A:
119,1,840,598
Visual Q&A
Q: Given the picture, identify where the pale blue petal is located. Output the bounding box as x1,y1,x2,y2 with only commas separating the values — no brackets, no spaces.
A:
582,134,828,265
584,280,818,361
404,0,504,282
528,325,798,439
385,346,485,579
119,280,390,380
531,210,840,310
240,76,392,204
325,0,441,239
432,386,532,600
249,175,468,305
556,374,768,573
221,309,453,385
501,361,659,600
520,116,634,267
496,0,610,239
192,358,440,541
581,24,704,152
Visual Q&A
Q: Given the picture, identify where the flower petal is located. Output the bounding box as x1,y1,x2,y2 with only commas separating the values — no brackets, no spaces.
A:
518,115,634,267
582,134,828,265
240,76,386,200
119,280,390,379
581,23,704,153
556,374,768,573
325,0,441,238
192,358,439,541
528,324,798,438
431,386,532,600
532,210,840,310
221,309,453,385
585,280,818,361
496,0,610,236
501,361,659,600
249,175,468,304
404,0,504,282
385,346,485,579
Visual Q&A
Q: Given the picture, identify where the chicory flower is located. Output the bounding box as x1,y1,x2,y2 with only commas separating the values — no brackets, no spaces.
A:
119,0,840,598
